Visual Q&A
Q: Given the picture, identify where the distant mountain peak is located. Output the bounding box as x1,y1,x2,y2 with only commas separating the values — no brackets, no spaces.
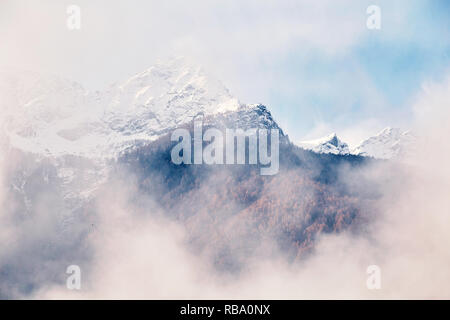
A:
296,133,350,155
295,128,416,159
325,133,339,146
352,127,415,159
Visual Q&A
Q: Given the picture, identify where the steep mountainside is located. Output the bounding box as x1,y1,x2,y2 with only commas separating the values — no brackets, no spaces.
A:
119,128,378,270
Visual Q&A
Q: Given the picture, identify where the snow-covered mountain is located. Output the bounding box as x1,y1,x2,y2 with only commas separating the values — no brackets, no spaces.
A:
3,58,416,163
0,59,411,297
352,127,416,159
0,58,286,206
297,133,350,155
102,57,242,153
1,58,247,159
2,59,418,167
295,128,416,159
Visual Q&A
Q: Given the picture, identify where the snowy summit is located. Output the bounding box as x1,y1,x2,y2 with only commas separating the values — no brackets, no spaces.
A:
1,57,241,159
352,127,416,159
296,128,416,159
297,133,350,155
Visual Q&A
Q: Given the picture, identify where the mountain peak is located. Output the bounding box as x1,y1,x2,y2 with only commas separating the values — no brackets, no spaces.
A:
297,133,350,155
1,63,276,159
109,57,240,117
352,127,415,159
104,58,241,143
326,133,339,146
120,57,200,87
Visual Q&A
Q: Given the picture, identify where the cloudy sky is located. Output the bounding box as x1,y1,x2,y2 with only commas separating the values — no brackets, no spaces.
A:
1,0,449,145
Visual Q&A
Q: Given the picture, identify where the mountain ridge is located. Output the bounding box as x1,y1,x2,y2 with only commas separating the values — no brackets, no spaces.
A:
295,127,415,159
1,60,413,161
